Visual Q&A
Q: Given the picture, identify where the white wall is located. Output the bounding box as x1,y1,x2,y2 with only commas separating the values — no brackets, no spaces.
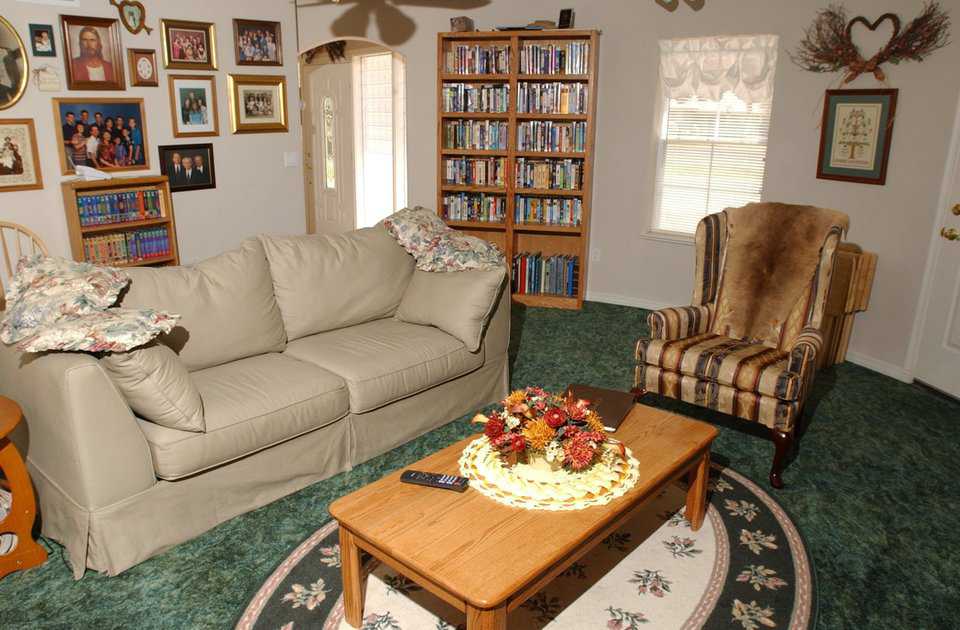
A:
299,0,960,378
0,0,305,264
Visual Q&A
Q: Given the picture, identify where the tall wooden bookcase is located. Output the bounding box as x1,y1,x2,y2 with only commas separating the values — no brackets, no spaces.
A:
62,175,180,268
437,29,599,310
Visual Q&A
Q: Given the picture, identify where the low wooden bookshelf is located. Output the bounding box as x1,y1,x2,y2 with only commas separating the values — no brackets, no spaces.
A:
62,175,180,268
437,29,599,310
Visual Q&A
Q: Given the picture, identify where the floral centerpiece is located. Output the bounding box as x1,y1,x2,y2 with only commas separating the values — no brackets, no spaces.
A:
472,387,623,472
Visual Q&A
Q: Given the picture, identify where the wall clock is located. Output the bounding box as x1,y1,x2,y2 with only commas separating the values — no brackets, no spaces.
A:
109,0,153,35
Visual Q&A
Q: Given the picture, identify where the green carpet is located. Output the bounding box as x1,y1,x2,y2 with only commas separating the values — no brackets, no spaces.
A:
1,302,958,629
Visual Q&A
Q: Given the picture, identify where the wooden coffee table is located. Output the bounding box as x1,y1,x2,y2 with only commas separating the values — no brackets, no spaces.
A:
329,403,718,629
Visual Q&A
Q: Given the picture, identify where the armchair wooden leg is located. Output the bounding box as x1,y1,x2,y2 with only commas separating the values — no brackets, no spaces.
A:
769,429,794,489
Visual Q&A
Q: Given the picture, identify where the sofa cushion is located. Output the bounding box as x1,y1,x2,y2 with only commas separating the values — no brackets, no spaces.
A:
137,353,348,480
259,228,415,340
284,319,483,413
121,239,286,371
396,269,506,352
101,343,204,432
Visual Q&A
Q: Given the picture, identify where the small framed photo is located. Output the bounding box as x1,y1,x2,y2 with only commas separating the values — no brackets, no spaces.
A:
168,75,219,137
60,14,125,90
0,119,43,193
28,24,56,57
817,89,898,186
161,19,217,71
228,74,288,134
127,48,158,87
159,143,216,192
233,19,282,66
52,97,149,174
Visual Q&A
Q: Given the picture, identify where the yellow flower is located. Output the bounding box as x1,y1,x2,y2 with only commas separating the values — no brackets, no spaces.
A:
585,410,605,433
523,419,556,451
505,389,527,407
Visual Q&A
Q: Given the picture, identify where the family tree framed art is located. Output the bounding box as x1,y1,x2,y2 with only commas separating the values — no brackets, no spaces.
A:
817,89,898,186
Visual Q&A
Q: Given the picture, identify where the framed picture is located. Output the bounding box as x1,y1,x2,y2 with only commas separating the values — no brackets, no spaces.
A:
52,97,149,174
168,75,218,137
127,48,158,87
161,19,217,71
28,24,56,57
228,74,288,134
233,19,282,66
60,15,125,90
0,16,28,110
0,119,43,192
158,143,215,192
817,89,898,186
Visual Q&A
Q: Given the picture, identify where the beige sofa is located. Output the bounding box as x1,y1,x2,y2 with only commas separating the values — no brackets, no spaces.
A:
0,226,510,578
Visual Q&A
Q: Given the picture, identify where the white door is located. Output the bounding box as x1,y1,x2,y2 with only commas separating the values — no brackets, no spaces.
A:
305,61,355,234
914,123,960,397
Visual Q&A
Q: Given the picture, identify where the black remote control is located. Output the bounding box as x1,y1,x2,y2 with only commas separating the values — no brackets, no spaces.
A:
400,470,469,492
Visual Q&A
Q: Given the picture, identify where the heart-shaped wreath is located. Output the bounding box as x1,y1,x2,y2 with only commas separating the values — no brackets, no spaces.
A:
791,2,950,84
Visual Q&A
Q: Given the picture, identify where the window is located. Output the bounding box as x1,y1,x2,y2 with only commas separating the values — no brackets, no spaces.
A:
652,35,778,236
321,96,336,189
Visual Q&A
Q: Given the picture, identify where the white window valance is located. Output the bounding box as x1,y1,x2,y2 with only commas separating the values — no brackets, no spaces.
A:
658,34,779,104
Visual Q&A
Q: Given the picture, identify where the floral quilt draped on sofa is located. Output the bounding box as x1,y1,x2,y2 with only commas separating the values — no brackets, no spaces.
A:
382,207,505,272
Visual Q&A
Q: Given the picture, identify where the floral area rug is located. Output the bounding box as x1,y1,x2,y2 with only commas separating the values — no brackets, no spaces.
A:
236,465,814,630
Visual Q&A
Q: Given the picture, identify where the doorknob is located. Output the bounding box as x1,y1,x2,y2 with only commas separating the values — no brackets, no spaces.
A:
953,204,960,216
942,227,960,241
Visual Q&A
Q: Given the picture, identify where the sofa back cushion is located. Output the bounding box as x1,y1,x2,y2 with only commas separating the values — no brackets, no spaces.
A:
121,238,286,371
259,227,415,340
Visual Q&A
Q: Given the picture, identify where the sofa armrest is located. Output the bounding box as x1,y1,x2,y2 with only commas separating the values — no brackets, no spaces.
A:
646,304,713,341
0,343,156,511
482,284,511,359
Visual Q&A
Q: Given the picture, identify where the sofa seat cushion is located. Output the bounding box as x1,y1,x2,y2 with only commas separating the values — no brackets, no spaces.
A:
137,353,349,480
636,333,800,402
284,319,483,414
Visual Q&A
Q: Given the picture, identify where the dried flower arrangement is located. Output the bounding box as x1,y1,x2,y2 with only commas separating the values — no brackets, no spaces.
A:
790,2,951,84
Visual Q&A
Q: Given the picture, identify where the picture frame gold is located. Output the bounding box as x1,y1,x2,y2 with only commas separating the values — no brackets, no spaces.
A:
168,74,219,138
0,16,29,110
60,14,126,91
161,19,217,71
228,74,288,134
52,97,150,175
0,118,43,193
127,48,158,87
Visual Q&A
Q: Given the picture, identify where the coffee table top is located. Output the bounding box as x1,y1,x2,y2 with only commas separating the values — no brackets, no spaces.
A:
329,403,717,609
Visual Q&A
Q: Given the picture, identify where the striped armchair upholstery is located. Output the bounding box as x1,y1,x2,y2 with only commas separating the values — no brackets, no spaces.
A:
634,203,848,486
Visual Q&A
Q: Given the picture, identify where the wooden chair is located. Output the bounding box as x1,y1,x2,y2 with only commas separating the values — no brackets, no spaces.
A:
0,221,48,311
0,396,47,579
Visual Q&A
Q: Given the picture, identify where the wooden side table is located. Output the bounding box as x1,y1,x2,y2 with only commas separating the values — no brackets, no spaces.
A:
0,396,47,579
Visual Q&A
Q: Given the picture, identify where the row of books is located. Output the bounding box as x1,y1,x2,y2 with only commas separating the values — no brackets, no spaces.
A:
443,120,509,150
78,190,163,227
515,158,582,190
512,253,580,297
515,197,583,227
442,157,506,186
517,121,587,152
519,42,590,75
516,82,588,114
445,44,510,75
82,227,171,265
442,83,509,113
442,193,506,223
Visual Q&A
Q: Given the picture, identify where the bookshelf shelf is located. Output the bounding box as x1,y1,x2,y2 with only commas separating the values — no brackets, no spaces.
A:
438,29,598,310
62,175,180,268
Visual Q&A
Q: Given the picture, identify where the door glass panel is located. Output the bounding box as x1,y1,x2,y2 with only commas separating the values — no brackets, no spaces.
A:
322,96,336,189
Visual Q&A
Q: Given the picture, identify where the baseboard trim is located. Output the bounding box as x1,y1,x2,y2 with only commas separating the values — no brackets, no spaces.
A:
586,292,914,384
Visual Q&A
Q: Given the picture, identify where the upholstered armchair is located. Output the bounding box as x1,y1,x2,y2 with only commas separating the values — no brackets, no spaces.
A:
633,202,849,488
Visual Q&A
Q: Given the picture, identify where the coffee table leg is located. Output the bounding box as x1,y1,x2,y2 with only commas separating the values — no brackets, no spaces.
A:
685,450,710,531
467,603,507,629
339,526,365,628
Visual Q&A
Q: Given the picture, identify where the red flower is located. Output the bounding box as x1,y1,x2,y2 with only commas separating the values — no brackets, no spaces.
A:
490,434,512,450
544,408,566,428
563,434,598,470
511,434,527,452
484,417,505,439
564,403,586,421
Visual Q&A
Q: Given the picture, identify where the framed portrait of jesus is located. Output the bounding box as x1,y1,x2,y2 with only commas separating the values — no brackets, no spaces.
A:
60,14,125,91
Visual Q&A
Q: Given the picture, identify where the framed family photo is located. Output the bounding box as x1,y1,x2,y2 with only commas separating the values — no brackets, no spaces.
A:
0,16,28,110
28,24,57,57
817,89,898,186
161,19,217,71
60,14,125,90
0,119,43,193
52,97,149,174
128,48,158,87
159,143,215,192
168,75,218,137
233,19,282,66
228,74,288,133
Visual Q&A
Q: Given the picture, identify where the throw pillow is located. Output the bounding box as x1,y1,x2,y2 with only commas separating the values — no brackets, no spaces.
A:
396,268,506,352
101,342,205,432
14,308,180,353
